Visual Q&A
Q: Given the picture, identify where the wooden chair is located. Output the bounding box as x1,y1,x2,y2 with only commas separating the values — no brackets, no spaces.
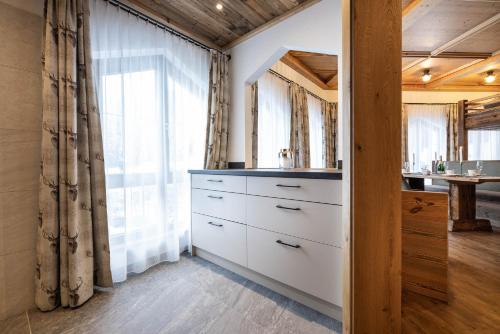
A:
402,190,448,302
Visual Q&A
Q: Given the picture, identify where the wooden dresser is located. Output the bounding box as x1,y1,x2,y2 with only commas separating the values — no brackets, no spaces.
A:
189,169,343,319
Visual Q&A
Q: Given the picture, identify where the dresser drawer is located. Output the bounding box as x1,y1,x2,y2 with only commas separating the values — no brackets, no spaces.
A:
246,177,341,205
246,195,342,247
247,226,342,306
192,188,245,223
192,174,246,194
192,213,246,266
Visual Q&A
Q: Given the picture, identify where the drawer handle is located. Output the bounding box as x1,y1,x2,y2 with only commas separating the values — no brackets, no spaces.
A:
207,179,223,183
207,195,223,199
276,204,301,211
276,184,301,188
208,221,223,227
276,240,301,249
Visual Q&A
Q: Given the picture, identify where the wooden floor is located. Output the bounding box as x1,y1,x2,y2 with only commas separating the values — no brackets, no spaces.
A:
0,255,341,334
402,228,500,333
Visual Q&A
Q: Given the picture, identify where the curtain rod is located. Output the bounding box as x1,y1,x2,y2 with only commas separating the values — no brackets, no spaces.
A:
103,0,221,53
267,69,332,103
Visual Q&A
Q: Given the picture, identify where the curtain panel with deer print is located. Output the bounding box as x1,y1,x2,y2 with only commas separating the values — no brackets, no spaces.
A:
37,0,112,311
204,50,230,169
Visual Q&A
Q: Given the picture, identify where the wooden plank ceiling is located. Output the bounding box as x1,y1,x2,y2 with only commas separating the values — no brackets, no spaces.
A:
402,0,500,91
280,51,338,90
127,0,312,48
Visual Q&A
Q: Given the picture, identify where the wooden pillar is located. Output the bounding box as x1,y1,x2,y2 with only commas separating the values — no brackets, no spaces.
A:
457,100,468,160
448,182,492,232
347,0,402,333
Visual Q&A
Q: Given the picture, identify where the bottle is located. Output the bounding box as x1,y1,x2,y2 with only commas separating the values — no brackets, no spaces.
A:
437,155,445,173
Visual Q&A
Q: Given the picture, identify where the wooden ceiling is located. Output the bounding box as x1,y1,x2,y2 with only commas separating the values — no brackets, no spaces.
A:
127,0,314,48
402,0,500,91
280,51,338,90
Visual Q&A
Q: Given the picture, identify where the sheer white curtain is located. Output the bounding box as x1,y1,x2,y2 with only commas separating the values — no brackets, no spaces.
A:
257,72,291,168
407,104,448,170
307,95,323,168
468,130,500,160
90,0,210,282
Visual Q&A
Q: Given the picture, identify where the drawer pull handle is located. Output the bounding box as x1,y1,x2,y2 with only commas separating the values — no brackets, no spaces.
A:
276,184,301,188
276,240,301,249
207,179,223,183
276,204,301,211
208,222,223,227
207,195,223,199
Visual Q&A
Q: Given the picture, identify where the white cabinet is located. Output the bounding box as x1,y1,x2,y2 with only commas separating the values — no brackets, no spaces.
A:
192,188,246,223
190,172,342,309
246,176,342,205
247,226,343,306
191,213,247,267
246,195,342,247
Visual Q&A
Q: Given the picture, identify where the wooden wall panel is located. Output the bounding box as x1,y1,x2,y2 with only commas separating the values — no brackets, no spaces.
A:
349,0,402,332
402,191,448,302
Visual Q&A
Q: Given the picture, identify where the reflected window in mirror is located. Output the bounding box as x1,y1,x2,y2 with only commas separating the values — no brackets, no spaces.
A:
257,72,291,168
308,95,322,168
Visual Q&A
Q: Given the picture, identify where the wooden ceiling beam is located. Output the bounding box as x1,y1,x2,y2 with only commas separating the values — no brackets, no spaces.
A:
402,51,491,59
326,74,338,88
402,0,422,17
280,53,332,90
403,0,444,31
403,13,500,72
403,84,500,92
425,53,500,88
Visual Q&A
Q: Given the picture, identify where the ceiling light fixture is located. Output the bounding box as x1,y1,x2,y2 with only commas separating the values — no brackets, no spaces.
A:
216,3,223,10
485,70,496,84
421,69,432,82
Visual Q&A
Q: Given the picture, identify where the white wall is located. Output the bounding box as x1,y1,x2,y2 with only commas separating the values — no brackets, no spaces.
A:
228,0,343,164
270,61,338,103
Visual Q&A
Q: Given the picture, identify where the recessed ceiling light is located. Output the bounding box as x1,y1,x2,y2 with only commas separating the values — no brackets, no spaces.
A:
421,69,432,82
216,3,223,10
485,70,496,84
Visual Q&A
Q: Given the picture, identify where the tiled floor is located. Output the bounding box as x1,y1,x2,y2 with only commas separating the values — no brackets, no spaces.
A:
0,254,342,334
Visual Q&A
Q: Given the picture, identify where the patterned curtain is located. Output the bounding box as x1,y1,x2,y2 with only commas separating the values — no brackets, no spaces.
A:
446,103,459,161
37,0,112,311
204,50,230,169
321,101,338,168
402,104,408,164
289,83,310,168
250,82,258,168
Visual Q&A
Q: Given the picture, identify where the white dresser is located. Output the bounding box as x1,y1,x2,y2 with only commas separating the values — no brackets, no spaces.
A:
190,169,343,318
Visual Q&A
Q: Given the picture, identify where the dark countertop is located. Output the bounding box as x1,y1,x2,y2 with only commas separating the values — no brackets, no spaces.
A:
188,168,342,180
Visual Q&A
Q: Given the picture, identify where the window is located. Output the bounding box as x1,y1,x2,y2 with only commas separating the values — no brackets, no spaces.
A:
308,95,323,168
468,129,500,160
407,104,448,170
91,0,210,282
257,72,291,168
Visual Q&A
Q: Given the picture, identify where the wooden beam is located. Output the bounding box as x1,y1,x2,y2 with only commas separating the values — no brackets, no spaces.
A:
402,84,500,92
402,51,491,59
280,53,332,90
425,53,500,88
403,0,443,31
402,0,422,17
403,13,500,73
326,74,338,88
350,0,402,333
223,0,321,50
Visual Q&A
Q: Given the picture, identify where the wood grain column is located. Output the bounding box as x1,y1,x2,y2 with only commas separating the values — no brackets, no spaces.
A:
348,0,402,332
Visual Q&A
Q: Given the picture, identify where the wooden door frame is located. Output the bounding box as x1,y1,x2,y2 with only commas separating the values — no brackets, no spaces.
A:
342,0,402,333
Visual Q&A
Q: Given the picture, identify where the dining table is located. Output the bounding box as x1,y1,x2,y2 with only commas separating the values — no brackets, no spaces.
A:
402,173,500,232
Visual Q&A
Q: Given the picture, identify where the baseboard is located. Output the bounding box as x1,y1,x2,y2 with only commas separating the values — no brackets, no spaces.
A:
192,247,343,321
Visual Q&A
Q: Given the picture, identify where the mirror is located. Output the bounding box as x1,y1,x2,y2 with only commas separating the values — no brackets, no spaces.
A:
249,50,339,169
